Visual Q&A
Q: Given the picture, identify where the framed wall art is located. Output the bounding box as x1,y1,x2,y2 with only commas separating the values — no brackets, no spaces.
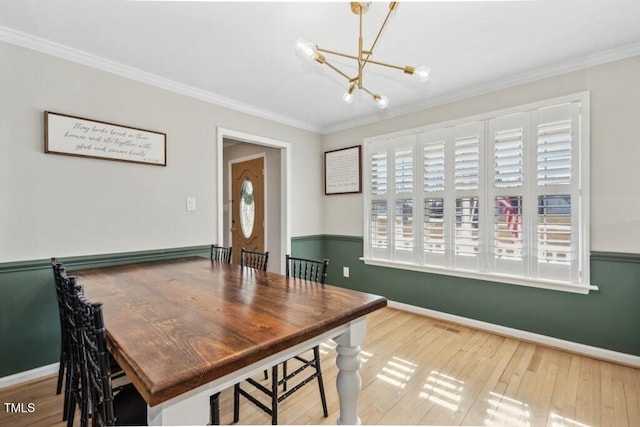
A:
324,145,362,195
44,111,166,166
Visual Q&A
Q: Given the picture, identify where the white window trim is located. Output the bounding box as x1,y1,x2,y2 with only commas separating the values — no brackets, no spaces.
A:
362,92,593,294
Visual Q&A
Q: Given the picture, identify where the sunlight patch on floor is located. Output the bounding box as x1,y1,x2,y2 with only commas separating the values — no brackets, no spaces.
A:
360,349,373,364
419,370,464,411
549,412,590,427
484,391,531,427
376,356,417,389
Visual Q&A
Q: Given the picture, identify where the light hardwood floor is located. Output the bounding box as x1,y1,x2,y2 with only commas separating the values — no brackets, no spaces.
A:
2,307,639,426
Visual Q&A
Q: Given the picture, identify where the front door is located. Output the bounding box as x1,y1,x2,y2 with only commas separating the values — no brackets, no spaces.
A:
231,157,265,265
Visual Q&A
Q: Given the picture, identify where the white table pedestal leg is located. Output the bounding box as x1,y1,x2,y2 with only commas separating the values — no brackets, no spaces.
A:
147,384,210,425
334,318,367,425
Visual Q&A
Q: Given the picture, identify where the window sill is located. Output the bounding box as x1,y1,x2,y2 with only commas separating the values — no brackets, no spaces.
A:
360,257,597,295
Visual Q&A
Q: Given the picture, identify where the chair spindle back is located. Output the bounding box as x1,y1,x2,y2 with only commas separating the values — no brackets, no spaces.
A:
285,255,329,284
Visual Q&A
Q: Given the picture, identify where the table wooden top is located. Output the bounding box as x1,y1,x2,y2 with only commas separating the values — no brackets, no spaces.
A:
74,257,387,406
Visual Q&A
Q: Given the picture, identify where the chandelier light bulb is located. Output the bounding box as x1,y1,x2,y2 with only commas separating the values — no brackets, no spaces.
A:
414,65,431,82
295,38,317,61
351,2,371,14
343,84,356,104
374,94,389,109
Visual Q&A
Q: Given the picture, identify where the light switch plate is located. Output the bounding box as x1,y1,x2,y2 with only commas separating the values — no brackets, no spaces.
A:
186,197,197,212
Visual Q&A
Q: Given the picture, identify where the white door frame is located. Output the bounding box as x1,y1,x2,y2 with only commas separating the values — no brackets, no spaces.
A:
216,127,291,273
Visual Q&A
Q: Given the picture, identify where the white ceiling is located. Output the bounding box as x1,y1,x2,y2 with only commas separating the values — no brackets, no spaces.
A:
2,0,640,133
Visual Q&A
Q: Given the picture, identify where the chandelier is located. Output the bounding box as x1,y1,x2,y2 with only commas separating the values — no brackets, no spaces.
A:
296,2,430,109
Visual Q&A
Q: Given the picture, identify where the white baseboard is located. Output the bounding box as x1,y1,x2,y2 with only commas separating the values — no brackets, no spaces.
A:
388,300,640,368
0,363,59,389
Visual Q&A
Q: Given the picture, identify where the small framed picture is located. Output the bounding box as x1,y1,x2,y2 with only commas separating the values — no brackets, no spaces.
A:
324,145,362,195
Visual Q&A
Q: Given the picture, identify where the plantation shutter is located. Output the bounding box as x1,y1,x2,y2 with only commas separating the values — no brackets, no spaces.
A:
424,140,445,193
420,130,447,264
393,137,417,261
371,151,388,196
454,135,480,191
368,142,389,259
533,103,580,284
452,122,484,271
488,113,527,277
537,119,572,186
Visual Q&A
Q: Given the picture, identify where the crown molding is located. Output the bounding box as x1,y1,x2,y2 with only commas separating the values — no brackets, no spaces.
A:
3,25,640,136
321,41,640,134
0,26,322,134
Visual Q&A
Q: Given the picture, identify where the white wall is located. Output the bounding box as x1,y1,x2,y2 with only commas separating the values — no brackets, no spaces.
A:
0,41,322,262
7,39,636,260
322,56,640,254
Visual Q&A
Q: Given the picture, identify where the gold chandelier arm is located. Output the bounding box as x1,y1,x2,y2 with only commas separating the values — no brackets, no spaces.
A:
316,47,360,62
362,2,398,73
359,85,376,97
320,57,358,82
359,85,389,108
362,57,415,74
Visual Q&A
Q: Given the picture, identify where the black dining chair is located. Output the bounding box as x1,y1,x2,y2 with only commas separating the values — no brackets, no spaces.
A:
75,284,147,426
53,258,129,424
59,274,91,427
51,258,71,420
240,248,269,271
210,244,232,263
233,255,329,425
285,254,329,284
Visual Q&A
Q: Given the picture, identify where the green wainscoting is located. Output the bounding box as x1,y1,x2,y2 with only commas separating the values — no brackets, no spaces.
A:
290,235,325,259
294,235,640,357
0,246,209,378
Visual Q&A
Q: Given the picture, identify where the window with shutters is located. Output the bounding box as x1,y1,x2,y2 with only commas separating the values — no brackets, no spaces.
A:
363,93,590,293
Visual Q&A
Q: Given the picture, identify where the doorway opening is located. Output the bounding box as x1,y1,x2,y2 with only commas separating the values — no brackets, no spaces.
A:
217,128,290,273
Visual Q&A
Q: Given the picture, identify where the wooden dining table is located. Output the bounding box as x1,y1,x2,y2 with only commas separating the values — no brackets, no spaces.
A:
73,256,387,425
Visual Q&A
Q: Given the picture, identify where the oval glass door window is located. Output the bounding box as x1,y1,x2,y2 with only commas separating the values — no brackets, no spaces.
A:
240,178,255,238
